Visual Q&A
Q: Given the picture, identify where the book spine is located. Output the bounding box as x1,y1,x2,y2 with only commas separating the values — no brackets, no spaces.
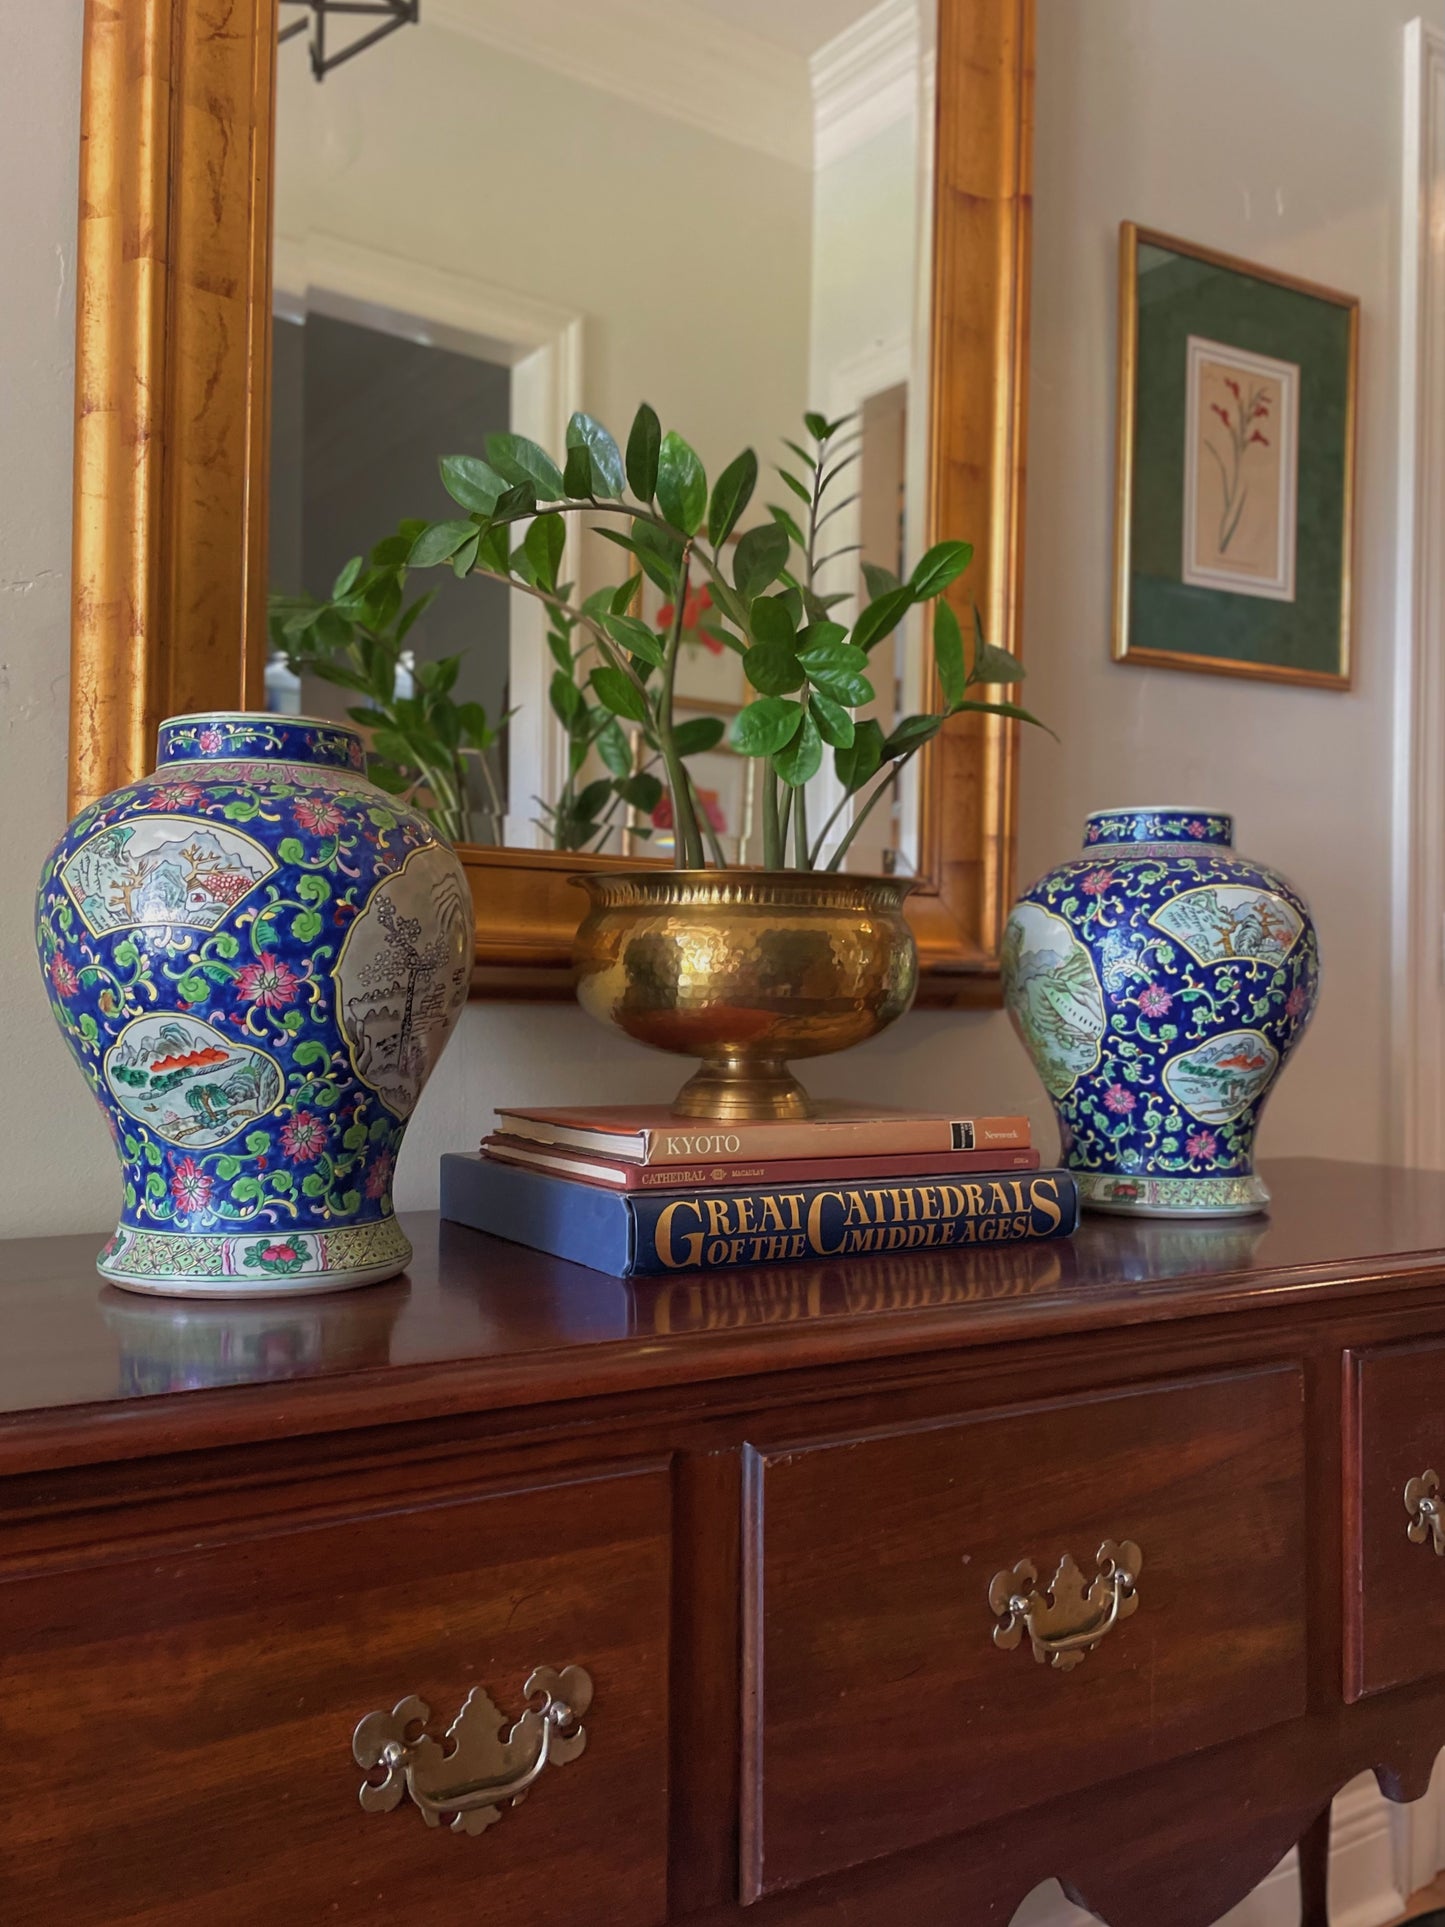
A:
626,1171,1078,1275
481,1138,1042,1192
637,1117,1031,1163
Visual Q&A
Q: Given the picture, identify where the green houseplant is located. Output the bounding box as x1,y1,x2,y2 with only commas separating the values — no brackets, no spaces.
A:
406,404,1052,1120
401,405,1046,870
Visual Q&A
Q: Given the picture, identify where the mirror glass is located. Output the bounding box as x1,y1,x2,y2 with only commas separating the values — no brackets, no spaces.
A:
268,0,937,870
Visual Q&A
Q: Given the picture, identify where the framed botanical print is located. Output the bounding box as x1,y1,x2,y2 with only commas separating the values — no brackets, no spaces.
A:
1113,223,1358,688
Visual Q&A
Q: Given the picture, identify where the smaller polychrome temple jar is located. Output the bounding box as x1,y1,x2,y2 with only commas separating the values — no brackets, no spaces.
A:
35,712,472,1296
1002,808,1319,1217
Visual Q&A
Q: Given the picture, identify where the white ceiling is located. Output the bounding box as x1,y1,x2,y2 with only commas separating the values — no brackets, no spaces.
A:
673,0,887,59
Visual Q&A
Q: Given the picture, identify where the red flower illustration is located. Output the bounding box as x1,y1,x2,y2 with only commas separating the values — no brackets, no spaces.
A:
364,1152,395,1200
1285,983,1309,1018
1185,819,1209,837
652,787,727,834
1137,983,1173,1017
1210,402,1232,428
144,781,203,810
1081,868,1114,897
1186,1130,1218,1161
294,796,344,837
1103,1084,1137,1115
1206,371,1277,554
198,728,223,754
279,1111,327,1162
656,583,720,649
49,953,80,998
262,1242,300,1264
236,952,300,1009
1224,376,1242,401
170,1158,212,1213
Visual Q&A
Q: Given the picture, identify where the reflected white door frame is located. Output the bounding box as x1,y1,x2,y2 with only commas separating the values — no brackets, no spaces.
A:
272,231,583,849
1393,20,1445,1169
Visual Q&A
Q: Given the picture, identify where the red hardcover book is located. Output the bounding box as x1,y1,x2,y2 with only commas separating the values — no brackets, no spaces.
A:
481,1133,1042,1193
491,1103,1031,1165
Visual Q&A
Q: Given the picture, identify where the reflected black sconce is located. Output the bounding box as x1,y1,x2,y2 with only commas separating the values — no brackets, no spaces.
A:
280,1,419,80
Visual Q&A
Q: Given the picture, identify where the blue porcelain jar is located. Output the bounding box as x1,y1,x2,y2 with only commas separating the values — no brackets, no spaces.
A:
1002,808,1319,1216
35,712,471,1295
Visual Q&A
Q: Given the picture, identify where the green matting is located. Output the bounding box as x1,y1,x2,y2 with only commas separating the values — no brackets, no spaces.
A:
1127,240,1352,678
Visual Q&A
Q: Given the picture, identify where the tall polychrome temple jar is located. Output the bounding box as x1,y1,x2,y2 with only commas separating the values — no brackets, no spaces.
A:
36,713,472,1295
1002,808,1319,1216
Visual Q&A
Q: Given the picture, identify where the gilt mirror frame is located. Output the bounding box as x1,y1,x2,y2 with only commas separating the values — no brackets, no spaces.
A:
68,0,1035,1003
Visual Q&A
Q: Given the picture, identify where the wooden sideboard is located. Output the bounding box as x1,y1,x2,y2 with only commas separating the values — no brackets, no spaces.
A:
7,1158,1445,1925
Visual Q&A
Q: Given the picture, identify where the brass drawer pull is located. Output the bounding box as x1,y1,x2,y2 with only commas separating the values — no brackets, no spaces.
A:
353,1665,592,1836
989,1541,1142,1671
1406,1471,1445,1554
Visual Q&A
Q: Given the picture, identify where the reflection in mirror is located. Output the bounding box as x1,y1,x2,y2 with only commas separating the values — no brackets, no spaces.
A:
268,0,937,870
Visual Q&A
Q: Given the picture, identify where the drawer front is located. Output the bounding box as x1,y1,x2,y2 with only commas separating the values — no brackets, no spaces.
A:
1347,1337,1445,1699
1,1464,669,1925
743,1367,1306,1899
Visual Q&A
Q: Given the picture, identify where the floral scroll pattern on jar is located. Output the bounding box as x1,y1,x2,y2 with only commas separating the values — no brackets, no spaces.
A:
1002,809,1318,1217
36,712,471,1295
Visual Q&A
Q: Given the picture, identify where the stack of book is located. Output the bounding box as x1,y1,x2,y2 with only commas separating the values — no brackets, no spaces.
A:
440,1104,1079,1277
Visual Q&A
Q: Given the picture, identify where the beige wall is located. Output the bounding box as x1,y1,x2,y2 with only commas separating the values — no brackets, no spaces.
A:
2,0,1438,1236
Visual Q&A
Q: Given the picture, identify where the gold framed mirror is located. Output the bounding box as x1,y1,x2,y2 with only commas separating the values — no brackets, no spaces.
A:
68,0,1034,1002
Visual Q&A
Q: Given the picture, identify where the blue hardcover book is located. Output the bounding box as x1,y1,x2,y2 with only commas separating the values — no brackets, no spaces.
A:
440,1152,1079,1277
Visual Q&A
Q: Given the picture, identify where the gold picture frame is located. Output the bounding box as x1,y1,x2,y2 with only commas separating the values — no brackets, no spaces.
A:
1113,222,1358,690
68,0,1036,1001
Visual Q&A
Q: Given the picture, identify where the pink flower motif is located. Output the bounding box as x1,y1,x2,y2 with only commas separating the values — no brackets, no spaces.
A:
1185,819,1208,838
1138,983,1173,1017
364,1151,395,1201
294,796,344,837
49,953,80,998
198,728,223,754
1285,983,1309,1018
235,952,300,1009
170,1157,212,1213
1103,1083,1136,1115
262,1242,300,1265
279,1111,327,1162
1081,868,1114,897
145,781,203,810
1186,1130,1218,1161
348,740,365,768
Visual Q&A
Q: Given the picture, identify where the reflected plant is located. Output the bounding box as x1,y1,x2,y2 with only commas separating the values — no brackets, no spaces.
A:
403,406,1053,870
269,535,510,846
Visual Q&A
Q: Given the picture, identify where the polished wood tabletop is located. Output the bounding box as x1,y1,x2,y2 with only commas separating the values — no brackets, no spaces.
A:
3,1158,1445,1473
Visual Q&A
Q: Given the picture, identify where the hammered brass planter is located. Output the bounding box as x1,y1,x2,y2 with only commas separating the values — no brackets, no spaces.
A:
571,870,919,1122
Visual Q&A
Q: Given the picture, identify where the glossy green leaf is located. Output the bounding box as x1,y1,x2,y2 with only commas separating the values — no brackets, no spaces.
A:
909,539,974,599
408,520,478,568
884,713,945,756
523,512,566,590
614,772,663,813
626,402,662,501
834,718,886,794
768,503,805,548
673,714,726,756
749,593,797,648
729,696,804,757
933,598,967,709
656,431,707,535
806,663,873,706
810,691,855,749
803,410,831,442
707,448,758,546
595,717,633,778
851,585,915,654
439,453,508,515
550,669,586,728
450,531,480,578
485,431,565,501
733,522,791,601
562,439,593,499
795,638,865,677
332,554,362,599
601,611,665,668
776,468,812,507
953,697,1058,739
743,640,805,696
862,560,902,602
566,411,626,496
775,710,823,787
590,664,650,724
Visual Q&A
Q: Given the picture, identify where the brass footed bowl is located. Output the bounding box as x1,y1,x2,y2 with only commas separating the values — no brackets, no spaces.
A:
571,869,918,1121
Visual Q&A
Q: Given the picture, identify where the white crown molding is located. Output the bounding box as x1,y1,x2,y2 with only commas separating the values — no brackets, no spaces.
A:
425,0,811,169
811,0,919,169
